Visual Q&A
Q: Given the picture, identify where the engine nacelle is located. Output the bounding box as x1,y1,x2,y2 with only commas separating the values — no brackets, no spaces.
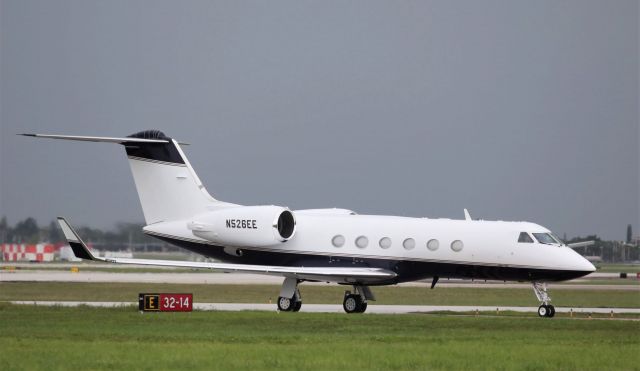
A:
188,206,296,247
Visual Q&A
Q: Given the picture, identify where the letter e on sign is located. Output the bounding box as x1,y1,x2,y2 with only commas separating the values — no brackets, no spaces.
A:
138,294,160,311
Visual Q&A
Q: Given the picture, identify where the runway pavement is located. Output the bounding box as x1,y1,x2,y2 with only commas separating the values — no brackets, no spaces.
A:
8,300,640,314
1,270,638,290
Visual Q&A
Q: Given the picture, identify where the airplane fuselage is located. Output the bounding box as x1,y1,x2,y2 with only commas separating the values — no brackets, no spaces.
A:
144,211,594,285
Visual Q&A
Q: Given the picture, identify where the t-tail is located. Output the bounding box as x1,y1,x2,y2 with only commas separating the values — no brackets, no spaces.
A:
20,130,236,224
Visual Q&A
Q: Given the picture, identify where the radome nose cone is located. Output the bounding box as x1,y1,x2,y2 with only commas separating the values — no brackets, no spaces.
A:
568,248,597,275
576,255,597,273
585,259,597,272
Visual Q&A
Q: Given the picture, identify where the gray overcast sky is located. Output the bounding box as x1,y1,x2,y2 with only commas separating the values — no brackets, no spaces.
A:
1,0,638,240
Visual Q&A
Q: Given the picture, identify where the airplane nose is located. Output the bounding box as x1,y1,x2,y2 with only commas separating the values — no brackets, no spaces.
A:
583,258,597,272
566,247,596,277
575,253,597,273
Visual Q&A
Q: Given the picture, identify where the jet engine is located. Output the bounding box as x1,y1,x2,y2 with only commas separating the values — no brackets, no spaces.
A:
188,206,296,247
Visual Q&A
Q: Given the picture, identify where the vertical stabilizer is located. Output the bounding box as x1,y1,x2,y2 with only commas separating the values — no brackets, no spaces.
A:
20,130,236,225
123,130,229,224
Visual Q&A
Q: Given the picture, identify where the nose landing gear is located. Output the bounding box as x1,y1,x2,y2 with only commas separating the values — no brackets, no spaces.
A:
537,304,555,318
532,282,555,318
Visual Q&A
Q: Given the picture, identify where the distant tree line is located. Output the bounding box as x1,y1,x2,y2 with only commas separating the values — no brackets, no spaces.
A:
0,216,153,247
0,217,58,244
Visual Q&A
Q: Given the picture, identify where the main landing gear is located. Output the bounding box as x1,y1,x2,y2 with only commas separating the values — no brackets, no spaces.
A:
276,278,375,314
532,282,555,318
277,277,302,312
343,285,375,314
277,290,302,312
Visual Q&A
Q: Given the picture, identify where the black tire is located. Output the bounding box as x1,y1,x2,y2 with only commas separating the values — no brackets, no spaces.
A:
357,302,368,313
343,294,360,313
547,305,555,318
277,296,293,311
537,305,548,318
292,300,302,312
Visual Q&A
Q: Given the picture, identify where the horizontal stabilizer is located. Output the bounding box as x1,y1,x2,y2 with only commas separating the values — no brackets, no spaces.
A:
19,133,168,144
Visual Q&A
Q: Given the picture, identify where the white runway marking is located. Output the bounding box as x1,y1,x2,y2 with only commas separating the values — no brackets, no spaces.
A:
7,301,640,314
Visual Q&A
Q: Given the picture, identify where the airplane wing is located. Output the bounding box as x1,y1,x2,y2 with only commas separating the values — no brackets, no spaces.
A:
567,240,595,249
57,217,396,284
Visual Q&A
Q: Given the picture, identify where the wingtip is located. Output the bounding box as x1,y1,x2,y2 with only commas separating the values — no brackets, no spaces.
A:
56,217,78,241
57,217,96,261
18,133,37,137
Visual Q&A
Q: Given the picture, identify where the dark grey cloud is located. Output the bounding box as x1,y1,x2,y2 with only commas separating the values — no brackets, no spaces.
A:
1,0,638,240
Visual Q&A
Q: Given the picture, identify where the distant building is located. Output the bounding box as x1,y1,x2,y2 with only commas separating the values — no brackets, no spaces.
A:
2,243,56,262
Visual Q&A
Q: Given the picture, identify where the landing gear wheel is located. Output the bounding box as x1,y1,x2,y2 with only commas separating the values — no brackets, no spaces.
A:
357,302,368,313
292,300,302,312
547,305,555,318
538,305,548,318
532,282,554,318
277,296,293,312
343,294,362,313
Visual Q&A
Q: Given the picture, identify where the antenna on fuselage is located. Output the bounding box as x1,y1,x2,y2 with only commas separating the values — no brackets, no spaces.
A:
464,208,472,221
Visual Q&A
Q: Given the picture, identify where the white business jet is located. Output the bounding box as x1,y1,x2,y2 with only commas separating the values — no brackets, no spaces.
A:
22,130,595,317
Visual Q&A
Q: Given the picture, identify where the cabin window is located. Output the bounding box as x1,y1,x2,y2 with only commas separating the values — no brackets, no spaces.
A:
403,238,415,250
518,232,534,243
355,236,369,249
451,240,464,252
427,239,439,251
332,235,345,247
379,237,392,249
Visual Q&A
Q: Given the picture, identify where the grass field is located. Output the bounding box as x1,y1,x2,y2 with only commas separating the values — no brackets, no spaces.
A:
1,282,639,308
596,264,640,273
0,303,637,370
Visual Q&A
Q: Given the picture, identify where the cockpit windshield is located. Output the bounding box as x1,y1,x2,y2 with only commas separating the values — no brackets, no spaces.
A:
533,233,562,245
550,233,564,244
